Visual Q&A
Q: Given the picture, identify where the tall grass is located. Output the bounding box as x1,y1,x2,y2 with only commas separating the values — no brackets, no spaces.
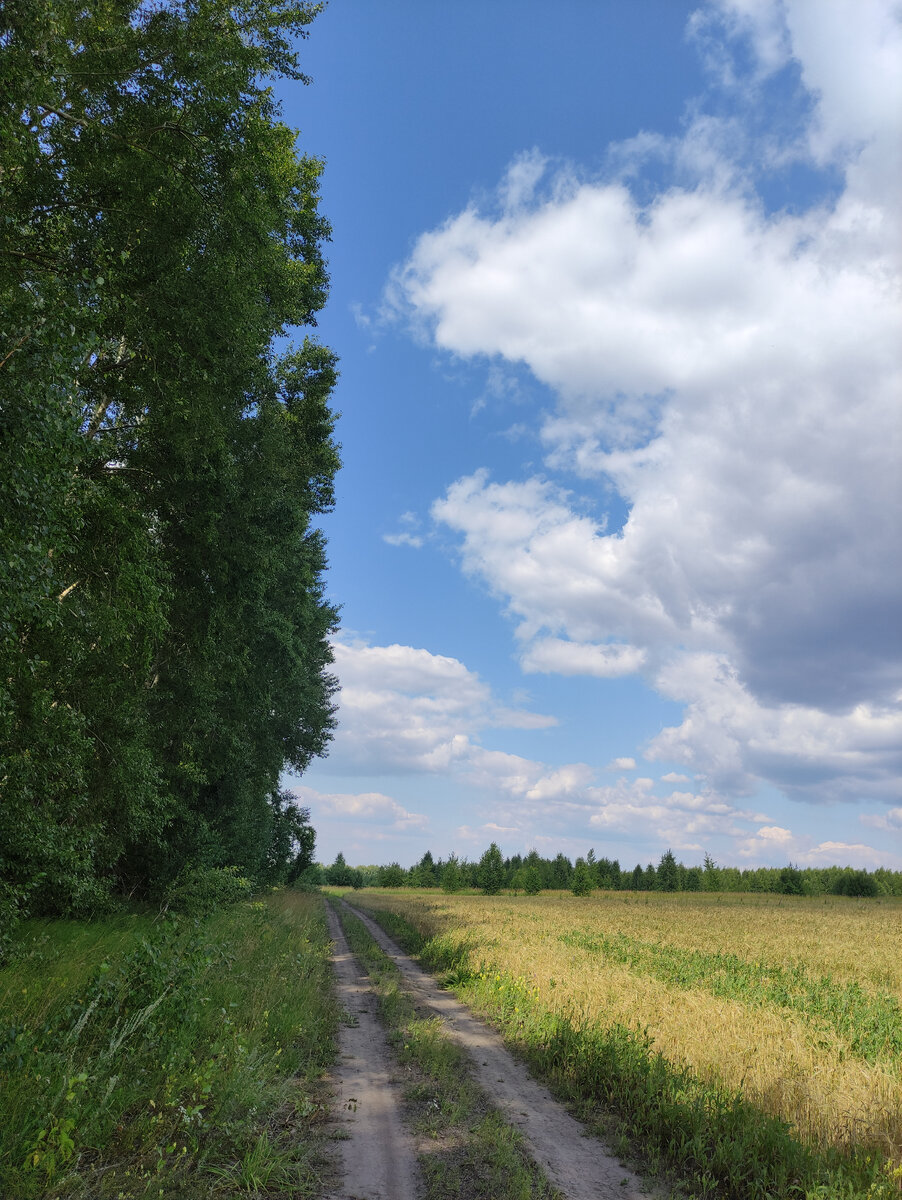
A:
350,893,902,1200
0,891,337,1199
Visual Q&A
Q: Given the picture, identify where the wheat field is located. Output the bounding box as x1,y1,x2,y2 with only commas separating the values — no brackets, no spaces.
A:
355,890,902,1162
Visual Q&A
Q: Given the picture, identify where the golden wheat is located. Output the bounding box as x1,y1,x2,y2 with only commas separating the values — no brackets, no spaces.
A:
357,890,902,1158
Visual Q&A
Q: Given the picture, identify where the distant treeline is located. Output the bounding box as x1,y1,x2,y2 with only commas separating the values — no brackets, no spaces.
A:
319,846,901,898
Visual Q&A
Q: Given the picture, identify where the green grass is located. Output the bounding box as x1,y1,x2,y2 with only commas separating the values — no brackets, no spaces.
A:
559,929,902,1065
0,891,338,1199
349,899,902,1200
334,901,561,1200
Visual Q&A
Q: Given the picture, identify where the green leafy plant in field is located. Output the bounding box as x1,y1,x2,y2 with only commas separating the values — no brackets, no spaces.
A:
163,865,253,918
559,930,902,1066
355,902,902,1200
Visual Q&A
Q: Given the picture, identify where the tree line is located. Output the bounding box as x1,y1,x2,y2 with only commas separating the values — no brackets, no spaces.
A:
320,845,902,898
1,0,335,934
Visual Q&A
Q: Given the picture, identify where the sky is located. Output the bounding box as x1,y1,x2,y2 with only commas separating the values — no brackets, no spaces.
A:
276,0,902,872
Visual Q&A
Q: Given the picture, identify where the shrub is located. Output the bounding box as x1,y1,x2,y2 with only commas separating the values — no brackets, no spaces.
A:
163,865,252,917
0,880,26,965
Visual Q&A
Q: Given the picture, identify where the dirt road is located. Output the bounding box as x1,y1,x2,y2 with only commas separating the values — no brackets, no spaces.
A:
338,898,651,1200
323,902,420,1200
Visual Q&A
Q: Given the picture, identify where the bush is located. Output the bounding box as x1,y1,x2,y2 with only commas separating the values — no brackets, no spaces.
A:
292,863,324,891
0,880,26,965
835,869,879,898
163,865,253,917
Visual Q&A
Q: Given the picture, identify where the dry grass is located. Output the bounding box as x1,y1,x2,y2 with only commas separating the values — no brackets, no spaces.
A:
355,890,902,1162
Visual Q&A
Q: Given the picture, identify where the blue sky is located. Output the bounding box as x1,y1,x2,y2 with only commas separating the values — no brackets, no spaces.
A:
277,1,902,871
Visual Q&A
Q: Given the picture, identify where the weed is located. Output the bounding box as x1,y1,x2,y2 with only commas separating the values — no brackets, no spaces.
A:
0,891,338,1198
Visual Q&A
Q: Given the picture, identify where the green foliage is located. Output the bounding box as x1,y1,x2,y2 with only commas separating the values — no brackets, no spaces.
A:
571,857,594,897
780,864,805,895
409,850,439,888
834,869,880,898
657,849,679,892
0,893,337,1198
378,862,407,888
476,843,505,896
441,853,464,893
323,851,362,888
0,0,337,915
523,866,543,895
163,865,253,918
560,929,902,1066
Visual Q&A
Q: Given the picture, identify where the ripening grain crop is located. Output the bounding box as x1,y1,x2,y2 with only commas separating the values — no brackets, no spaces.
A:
353,890,902,1166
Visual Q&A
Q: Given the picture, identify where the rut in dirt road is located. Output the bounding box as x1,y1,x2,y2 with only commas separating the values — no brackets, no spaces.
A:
323,902,420,1200
341,899,653,1200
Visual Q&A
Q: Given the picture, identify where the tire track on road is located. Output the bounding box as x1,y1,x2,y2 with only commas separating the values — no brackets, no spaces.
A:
341,899,652,1200
323,901,420,1200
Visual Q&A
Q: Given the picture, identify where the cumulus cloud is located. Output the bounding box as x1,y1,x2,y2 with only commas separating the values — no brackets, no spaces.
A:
522,637,646,678
392,0,902,808
607,757,637,771
649,652,902,803
291,785,427,831
734,826,901,869
584,776,760,853
326,636,556,775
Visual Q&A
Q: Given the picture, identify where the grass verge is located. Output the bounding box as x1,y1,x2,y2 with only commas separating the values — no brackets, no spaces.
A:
333,900,561,1200
0,890,338,1199
350,899,902,1200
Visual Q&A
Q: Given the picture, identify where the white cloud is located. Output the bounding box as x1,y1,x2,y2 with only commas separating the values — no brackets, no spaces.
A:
392,0,902,810
383,511,425,548
661,771,691,784
860,807,902,833
649,652,902,803
326,637,556,775
291,785,427,830
585,777,755,851
734,825,902,869
607,757,637,771
383,531,423,548
522,637,646,678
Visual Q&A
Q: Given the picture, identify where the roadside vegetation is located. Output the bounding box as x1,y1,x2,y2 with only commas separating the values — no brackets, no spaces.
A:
350,889,902,1200
333,900,560,1200
0,890,337,1199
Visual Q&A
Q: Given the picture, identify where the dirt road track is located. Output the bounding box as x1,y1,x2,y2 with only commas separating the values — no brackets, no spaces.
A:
323,902,420,1200
341,899,651,1200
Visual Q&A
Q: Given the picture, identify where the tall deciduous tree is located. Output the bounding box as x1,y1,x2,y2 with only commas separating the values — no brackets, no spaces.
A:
0,0,337,920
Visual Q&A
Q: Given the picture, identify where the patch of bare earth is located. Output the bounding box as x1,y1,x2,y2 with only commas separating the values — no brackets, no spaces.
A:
342,899,653,1200
323,902,420,1200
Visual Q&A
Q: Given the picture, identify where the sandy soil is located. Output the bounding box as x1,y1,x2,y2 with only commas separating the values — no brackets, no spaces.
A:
322,902,421,1200
341,899,653,1200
